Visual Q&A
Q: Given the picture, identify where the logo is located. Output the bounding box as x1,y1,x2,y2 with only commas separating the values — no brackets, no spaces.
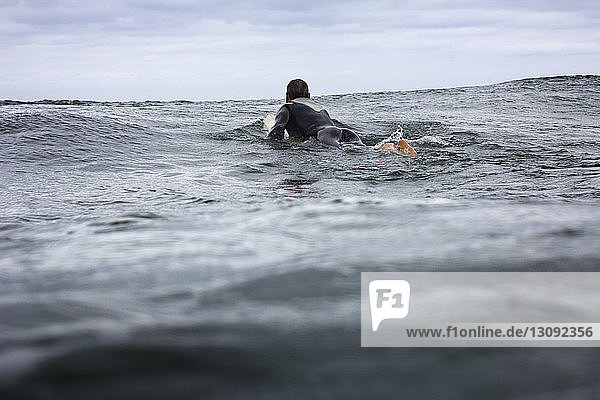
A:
369,280,411,331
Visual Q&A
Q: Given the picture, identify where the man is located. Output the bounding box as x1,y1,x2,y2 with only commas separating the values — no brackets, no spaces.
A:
267,79,364,148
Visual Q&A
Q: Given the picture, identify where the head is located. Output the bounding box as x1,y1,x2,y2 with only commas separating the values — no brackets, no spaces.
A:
286,78,310,102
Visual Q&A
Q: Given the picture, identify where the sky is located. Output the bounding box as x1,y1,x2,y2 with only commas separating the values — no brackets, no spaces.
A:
1,0,599,101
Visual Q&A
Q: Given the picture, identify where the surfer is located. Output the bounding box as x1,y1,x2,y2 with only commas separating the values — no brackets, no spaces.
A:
267,79,364,148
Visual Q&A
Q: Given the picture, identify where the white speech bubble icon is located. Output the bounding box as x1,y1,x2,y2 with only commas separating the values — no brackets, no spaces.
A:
369,280,411,331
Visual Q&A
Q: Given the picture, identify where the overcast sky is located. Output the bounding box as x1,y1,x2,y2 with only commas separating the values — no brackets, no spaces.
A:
1,0,599,101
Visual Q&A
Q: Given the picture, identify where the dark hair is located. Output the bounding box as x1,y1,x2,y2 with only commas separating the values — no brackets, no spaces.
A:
286,79,310,100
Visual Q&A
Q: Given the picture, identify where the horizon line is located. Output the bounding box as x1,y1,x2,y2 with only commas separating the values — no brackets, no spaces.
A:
2,73,598,104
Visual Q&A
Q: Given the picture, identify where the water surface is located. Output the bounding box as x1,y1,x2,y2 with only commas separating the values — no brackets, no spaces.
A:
1,75,600,399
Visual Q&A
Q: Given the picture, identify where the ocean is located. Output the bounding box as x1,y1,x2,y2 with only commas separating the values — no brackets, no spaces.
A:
1,75,600,399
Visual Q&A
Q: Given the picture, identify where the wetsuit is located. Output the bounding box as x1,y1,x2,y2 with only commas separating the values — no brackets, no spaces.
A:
267,97,363,148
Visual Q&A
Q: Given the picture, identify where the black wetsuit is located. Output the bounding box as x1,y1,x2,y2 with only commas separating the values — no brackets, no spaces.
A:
267,98,363,148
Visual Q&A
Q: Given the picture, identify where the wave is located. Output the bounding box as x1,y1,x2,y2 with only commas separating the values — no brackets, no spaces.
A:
0,99,197,106
210,120,265,142
495,74,599,87
0,110,154,165
2,75,597,106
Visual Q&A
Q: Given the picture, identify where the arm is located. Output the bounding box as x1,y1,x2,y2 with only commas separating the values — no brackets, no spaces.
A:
267,106,289,140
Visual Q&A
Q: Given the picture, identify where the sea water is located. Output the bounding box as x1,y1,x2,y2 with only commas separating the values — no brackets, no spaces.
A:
1,75,600,398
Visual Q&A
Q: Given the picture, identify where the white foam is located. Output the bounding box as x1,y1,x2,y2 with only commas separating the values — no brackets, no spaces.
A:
374,126,405,149
413,135,449,146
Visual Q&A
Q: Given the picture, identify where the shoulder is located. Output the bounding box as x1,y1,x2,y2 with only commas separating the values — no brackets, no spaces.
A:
276,103,291,112
291,98,325,112
276,103,296,117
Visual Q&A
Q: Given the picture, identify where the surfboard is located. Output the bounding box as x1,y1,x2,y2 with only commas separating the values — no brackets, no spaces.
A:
264,113,275,132
264,113,290,139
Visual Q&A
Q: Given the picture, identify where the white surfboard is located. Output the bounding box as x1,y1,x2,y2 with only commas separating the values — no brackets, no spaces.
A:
264,114,289,138
264,113,275,132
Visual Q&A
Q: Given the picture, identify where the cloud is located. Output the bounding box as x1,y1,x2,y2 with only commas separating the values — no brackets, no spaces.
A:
0,0,598,100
